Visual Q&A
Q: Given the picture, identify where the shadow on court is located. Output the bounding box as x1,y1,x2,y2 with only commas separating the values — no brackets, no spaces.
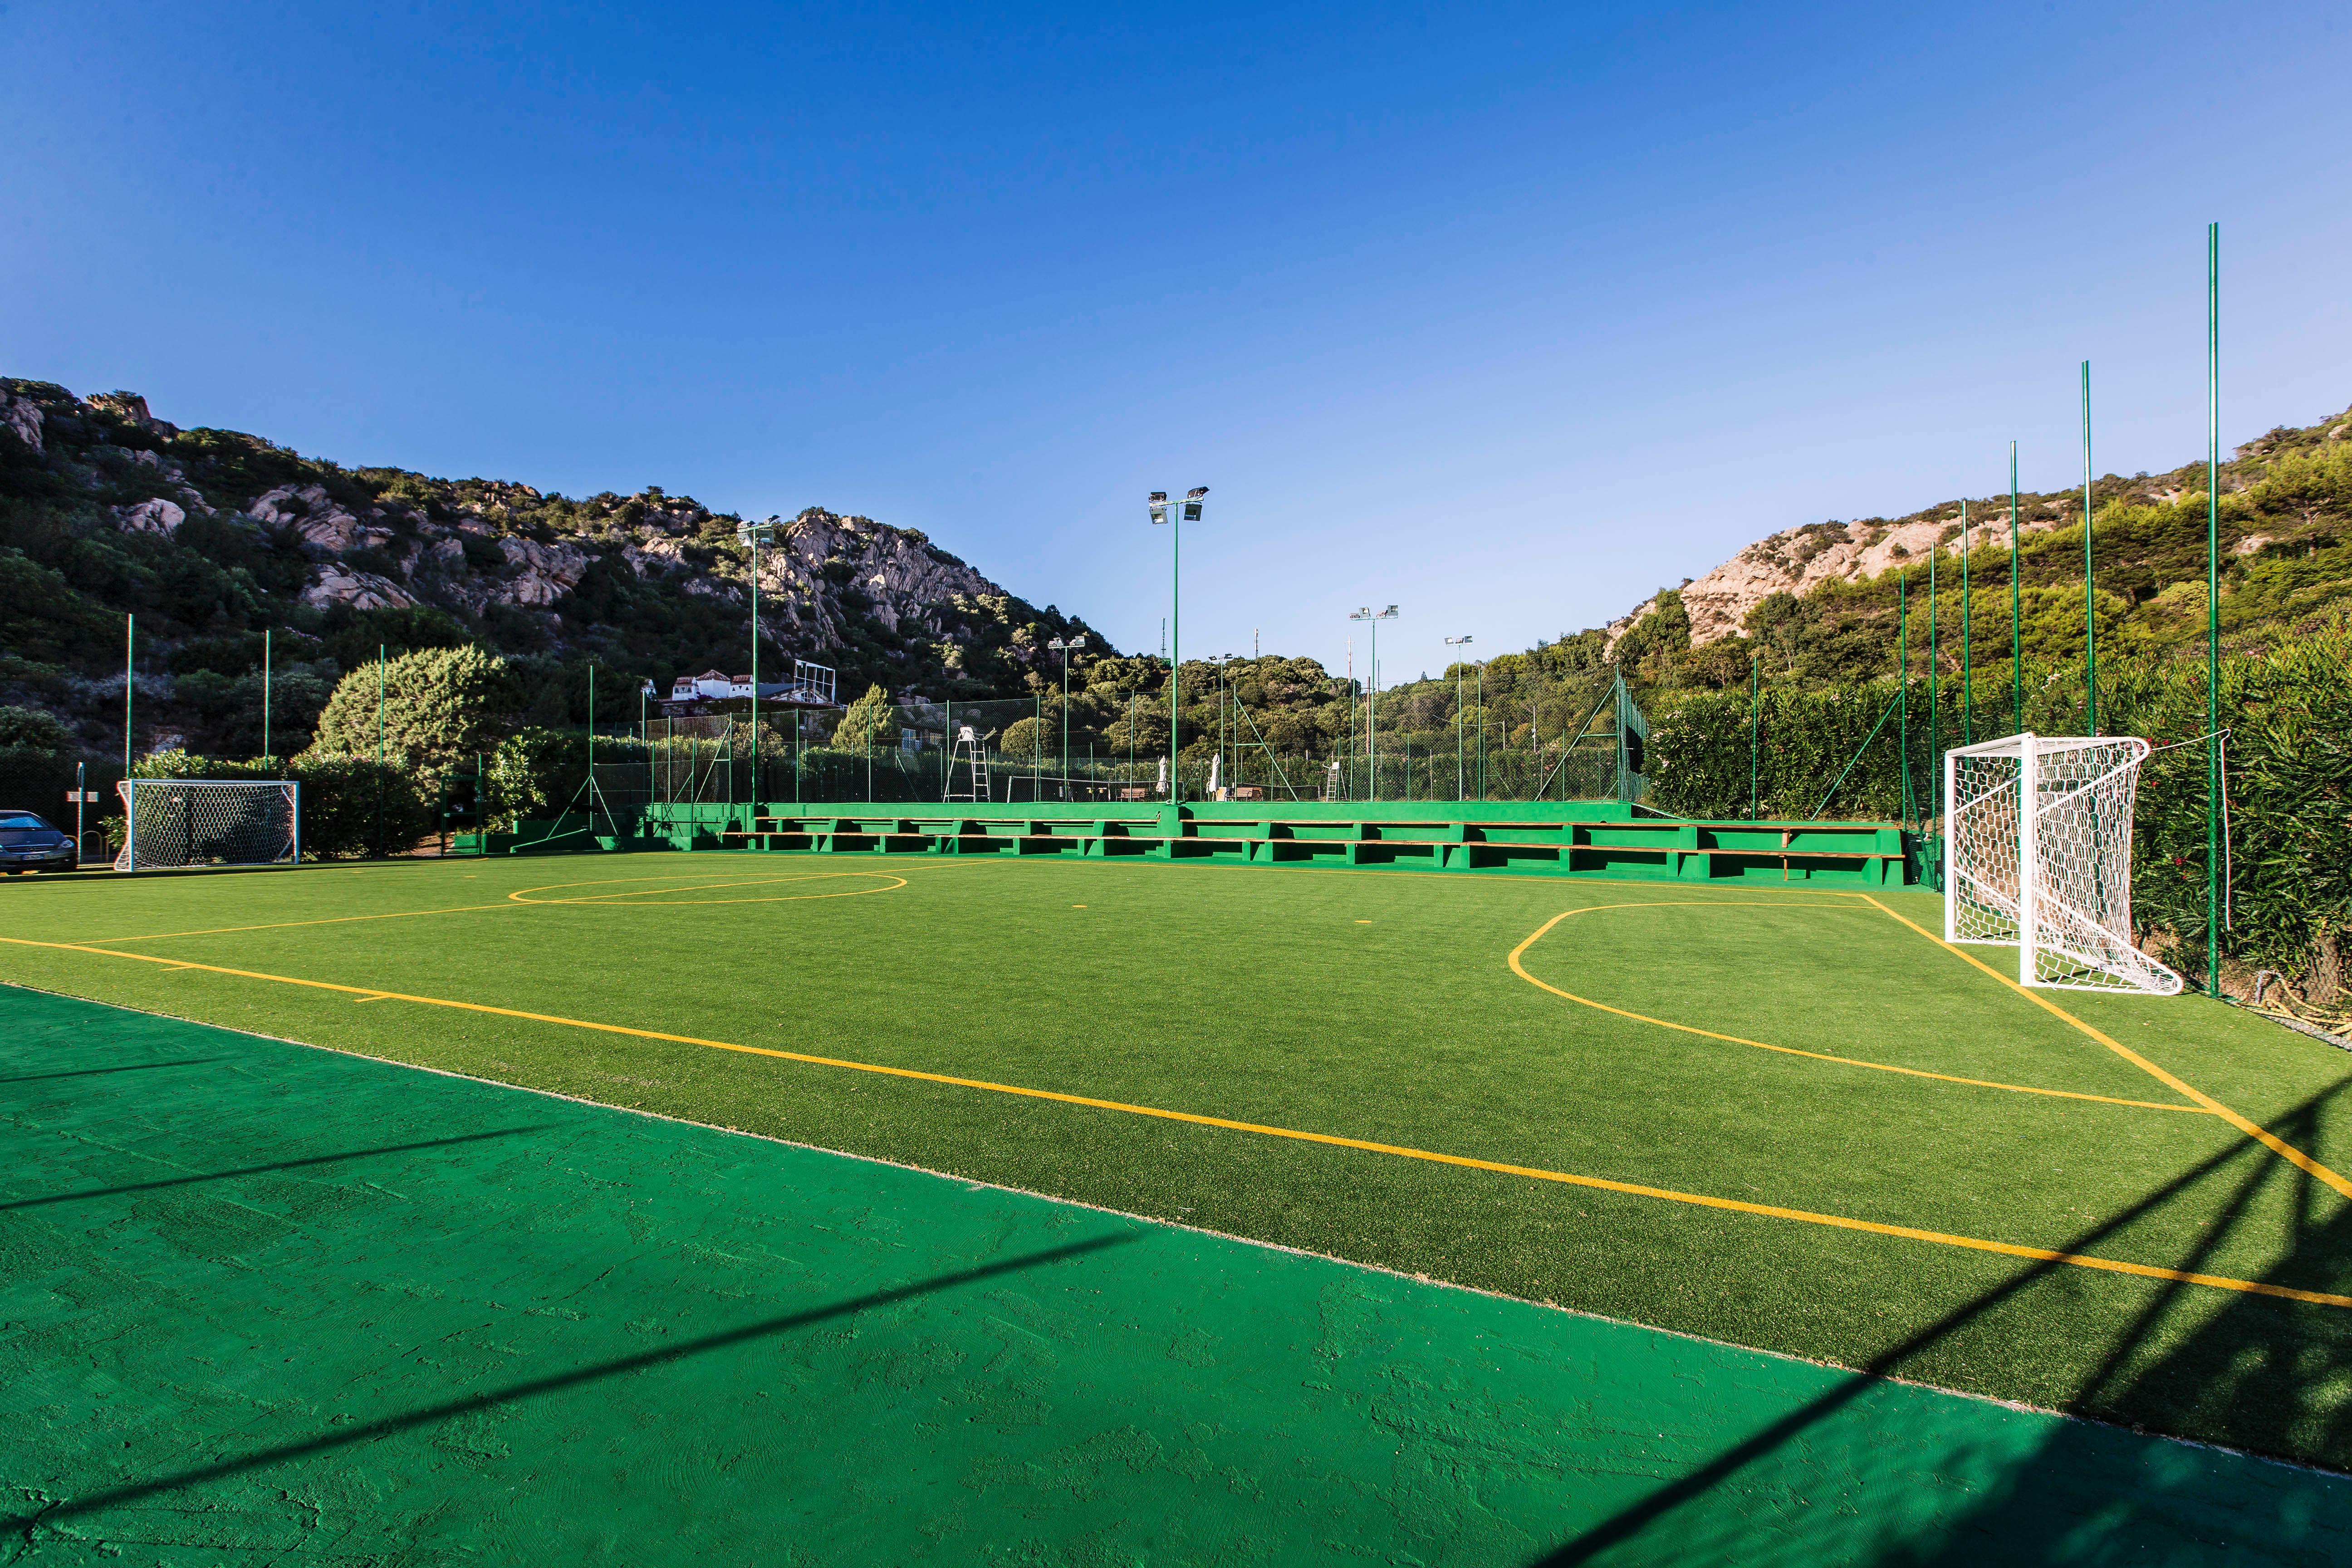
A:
0,1055,220,1085
2,1232,1135,1534
1529,1075,2352,1566
0,1126,548,1210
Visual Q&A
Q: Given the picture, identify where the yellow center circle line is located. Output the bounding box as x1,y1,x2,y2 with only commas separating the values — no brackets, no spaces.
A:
507,870,908,906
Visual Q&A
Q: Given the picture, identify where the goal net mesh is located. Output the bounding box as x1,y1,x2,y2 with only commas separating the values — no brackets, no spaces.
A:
115,779,299,872
1945,735,2181,995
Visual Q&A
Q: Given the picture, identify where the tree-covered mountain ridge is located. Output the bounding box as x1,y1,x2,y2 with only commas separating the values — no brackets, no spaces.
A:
1595,398,2352,687
0,375,1106,754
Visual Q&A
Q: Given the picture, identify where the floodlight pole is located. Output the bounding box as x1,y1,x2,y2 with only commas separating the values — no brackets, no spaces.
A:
1349,606,1397,799
262,628,272,765
1048,636,1086,799
1445,636,1472,800
2206,221,2223,996
2082,361,2098,735
738,515,784,825
1147,489,1207,800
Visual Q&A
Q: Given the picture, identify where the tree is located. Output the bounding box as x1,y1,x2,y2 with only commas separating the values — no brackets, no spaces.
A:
308,645,520,774
999,715,1052,762
0,704,73,753
833,683,899,749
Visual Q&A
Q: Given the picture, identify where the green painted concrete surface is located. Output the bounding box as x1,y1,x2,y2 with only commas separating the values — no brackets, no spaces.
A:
5,986,2347,1565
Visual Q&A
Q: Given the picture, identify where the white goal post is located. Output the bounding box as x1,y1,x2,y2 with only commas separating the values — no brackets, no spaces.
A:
1943,733,2180,995
115,779,300,872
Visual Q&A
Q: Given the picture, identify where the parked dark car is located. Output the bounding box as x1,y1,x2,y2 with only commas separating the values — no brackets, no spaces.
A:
0,811,78,874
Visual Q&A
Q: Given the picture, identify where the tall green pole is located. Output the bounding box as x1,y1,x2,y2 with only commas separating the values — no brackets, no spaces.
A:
2010,442,2023,732
1060,646,1071,789
262,628,272,764
2081,360,2098,735
1748,650,1760,820
1455,664,1465,799
1475,662,1486,801
1898,570,1911,827
1960,501,1973,745
123,613,133,775
1927,537,1939,820
1170,510,1181,802
2206,221,2223,996
749,530,761,819
1367,620,1378,803
376,644,386,858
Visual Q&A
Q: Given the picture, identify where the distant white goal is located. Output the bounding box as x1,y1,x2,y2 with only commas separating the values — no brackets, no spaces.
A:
115,779,300,872
1943,733,2181,995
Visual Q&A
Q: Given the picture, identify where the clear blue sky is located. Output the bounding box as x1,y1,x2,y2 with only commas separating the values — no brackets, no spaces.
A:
6,3,2348,683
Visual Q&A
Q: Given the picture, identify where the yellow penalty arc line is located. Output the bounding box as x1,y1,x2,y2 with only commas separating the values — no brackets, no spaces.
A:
1507,904,2212,1115
2,935,2345,1312
1859,895,2352,1202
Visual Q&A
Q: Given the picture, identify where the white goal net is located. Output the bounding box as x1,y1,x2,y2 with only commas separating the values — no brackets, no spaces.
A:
1944,734,2180,995
115,779,300,872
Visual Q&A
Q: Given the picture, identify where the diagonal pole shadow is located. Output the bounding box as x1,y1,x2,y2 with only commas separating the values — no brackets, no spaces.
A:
0,1058,224,1086
3,1230,1139,1532
1527,1074,2352,1567
2066,1089,2322,1416
0,1126,551,1210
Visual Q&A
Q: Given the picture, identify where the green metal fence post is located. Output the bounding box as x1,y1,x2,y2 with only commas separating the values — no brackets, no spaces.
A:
375,643,387,858
2082,360,2098,735
1898,572,1912,827
1960,500,1973,745
1927,535,1939,824
2206,221,2223,996
2010,441,2023,732
1476,662,1487,802
1749,651,1760,820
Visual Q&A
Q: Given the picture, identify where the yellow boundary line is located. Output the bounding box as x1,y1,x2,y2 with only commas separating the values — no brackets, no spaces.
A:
1860,895,2352,1202
2,932,2344,1311
1508,903,2213,1115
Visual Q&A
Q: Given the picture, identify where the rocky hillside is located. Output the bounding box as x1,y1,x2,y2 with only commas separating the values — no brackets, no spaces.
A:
0,376,1106,755
1606,401,2352,654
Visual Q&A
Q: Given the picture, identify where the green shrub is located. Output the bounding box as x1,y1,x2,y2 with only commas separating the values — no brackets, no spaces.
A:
309,644,520,776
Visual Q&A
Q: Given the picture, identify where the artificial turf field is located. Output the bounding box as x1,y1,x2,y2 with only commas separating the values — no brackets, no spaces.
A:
5,852,2352,1562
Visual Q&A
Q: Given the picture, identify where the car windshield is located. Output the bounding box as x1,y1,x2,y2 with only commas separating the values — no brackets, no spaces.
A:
0,813,54,830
